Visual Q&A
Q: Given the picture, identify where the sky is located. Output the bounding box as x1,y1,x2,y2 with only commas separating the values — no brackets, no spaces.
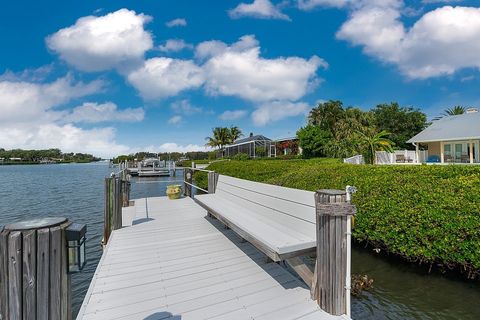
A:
1,0,480,158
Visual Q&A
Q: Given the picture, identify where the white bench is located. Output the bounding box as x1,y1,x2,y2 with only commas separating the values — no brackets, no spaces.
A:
194,174,316,261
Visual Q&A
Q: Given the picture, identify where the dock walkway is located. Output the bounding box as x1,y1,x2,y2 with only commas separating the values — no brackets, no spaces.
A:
77,196,348,320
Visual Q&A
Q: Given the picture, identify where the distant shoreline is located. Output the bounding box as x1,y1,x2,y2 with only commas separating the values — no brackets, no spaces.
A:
0,160,103,166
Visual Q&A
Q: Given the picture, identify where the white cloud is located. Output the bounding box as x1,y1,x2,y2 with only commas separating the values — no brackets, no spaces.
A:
165,18,187,27
168,115,182,124
46,9,153,72
337,4,480,79
0,124,131,159
170,100,202,115
0,76,132,158
297,0,354,10
229,0,290,20
219,109,248,121
156,143,208,152
0,65,54,82
127,57,205,99
200,35,326,102
337,2,404,62
0,75,104,124
422,0,461,3
252,101,309,126
195,40,229,60
158,39,193,52
63,102,144,123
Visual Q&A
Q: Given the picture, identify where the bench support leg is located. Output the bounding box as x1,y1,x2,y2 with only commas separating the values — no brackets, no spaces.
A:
285,257,315,291
310,261,318,300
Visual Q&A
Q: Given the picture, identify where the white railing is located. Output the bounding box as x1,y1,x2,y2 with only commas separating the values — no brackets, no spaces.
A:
343,154,364,165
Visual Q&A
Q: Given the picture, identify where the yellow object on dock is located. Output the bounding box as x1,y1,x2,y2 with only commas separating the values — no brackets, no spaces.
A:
166,184,182,199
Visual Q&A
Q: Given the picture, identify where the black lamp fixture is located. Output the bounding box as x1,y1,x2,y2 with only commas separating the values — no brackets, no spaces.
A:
65,223,87,274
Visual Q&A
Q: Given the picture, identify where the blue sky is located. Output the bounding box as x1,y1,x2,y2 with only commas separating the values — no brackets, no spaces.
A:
1,0,480,157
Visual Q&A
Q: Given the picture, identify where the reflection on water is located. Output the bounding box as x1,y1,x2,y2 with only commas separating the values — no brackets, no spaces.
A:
351,246,480,320
0,164,479,319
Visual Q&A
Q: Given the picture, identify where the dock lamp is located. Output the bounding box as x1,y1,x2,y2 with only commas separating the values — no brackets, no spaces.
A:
65,223,87,274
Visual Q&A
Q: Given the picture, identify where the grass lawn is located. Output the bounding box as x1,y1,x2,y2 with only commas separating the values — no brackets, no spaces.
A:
204,158,480,279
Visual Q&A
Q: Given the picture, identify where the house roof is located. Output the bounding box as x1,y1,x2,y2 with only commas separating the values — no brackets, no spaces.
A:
274,136,298,142
407,112,480,143
225,135,271,148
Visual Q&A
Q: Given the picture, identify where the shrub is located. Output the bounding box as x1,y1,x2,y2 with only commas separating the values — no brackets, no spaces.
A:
232,153,250,161
297,125,331,158
207,159,480,278
255,146,267,158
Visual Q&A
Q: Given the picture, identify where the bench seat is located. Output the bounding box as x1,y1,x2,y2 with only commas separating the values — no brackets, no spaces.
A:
195,175,316,261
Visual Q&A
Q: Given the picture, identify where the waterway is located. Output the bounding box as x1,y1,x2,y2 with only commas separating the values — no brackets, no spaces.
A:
0,163,479,319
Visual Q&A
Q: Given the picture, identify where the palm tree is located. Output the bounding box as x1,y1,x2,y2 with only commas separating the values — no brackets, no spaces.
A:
229,126,243,143
433,106,466,120
205,127,231,150
443,106,466,116
357,129,394,164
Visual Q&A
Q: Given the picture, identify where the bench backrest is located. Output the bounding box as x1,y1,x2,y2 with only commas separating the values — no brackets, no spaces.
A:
215,175,316,224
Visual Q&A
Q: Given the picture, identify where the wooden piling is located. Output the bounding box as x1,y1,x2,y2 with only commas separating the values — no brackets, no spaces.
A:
207,172,219,194
104,173,130,245
184,168,193,197
0,228,9,320
122,178,131,207
0,218,71,320
314,189,356,316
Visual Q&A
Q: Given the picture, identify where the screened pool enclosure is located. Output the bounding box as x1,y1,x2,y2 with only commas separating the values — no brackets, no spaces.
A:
224,135,273,158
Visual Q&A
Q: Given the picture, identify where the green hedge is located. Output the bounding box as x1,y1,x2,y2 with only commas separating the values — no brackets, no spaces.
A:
206,160,480,278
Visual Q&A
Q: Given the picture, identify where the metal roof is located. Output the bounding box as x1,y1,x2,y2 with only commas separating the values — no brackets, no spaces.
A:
225,135,271,148
407,112,480,143
274,136,298,142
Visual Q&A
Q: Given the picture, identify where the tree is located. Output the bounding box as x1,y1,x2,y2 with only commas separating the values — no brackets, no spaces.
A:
229,126,243,143
297,125,332,158
205,127,232,150
308,100,346,134
443,106,466,116
372,103,427,149
357,129,394,164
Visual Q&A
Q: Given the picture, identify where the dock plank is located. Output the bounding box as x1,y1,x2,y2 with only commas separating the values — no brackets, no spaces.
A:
77,196,347,320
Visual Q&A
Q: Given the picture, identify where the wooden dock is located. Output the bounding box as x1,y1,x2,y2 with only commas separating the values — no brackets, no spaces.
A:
77,196,349,320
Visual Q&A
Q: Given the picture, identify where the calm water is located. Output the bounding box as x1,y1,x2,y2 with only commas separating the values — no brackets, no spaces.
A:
0,163,479,319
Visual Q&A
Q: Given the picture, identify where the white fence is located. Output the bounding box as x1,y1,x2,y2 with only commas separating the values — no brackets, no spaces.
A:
375,150,428,164
344,151,428,165
343,155,364,164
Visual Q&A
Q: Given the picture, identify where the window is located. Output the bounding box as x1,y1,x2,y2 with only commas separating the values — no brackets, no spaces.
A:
444,144,451,155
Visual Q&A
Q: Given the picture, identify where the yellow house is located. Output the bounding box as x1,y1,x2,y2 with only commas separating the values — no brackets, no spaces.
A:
407,109,480,164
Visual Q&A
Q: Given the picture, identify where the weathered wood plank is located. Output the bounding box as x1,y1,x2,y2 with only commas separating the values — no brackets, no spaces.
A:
315,189,355,316
60,224,71,320
285,257,313,288
36,228,50,320
114,177,123,230
310,260,318,300
103,177,111,245
22,230,36,320
8,231,22,320
0,228,9,320
208,171,215,194
49,226,62,320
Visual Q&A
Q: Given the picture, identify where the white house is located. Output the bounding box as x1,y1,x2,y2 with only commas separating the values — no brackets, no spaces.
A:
407,108,480,164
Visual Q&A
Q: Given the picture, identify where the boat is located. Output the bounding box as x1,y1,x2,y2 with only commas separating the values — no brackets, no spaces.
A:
138,168,170,177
